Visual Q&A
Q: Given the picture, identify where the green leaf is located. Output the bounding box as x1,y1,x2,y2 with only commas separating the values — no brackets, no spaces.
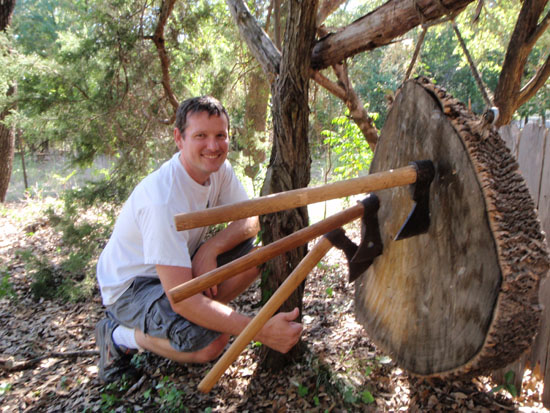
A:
361,390,375,404
343,388,356,403
507,384,518,398
504,370,515,384
0,382,12,395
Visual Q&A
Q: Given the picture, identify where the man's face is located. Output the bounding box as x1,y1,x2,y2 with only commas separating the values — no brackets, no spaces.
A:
174,111,229,185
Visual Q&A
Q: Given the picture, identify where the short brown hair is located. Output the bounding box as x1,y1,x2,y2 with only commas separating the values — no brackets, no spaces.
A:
175,96,230,137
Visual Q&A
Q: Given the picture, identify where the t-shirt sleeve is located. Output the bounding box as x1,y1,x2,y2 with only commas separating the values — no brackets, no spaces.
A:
217,163,250,206
137,204,192,268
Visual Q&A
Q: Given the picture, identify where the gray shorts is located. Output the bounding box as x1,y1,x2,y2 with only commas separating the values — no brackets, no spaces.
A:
106,238,254,353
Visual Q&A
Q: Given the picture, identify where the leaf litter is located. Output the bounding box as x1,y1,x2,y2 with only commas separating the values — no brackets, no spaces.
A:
0,199,548,412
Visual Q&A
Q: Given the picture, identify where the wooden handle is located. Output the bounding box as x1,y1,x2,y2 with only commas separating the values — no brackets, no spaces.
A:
198,236,334,393
168,202,365,303
174,165,417,231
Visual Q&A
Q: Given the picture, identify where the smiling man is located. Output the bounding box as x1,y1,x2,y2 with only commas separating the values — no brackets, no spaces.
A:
95,96,303,383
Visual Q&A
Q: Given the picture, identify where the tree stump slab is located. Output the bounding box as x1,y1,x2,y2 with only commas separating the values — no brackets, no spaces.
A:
355,77,549,378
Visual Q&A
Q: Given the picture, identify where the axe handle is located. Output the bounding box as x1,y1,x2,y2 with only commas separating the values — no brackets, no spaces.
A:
175,165,417,231
168,202,364,303
198,236,334,393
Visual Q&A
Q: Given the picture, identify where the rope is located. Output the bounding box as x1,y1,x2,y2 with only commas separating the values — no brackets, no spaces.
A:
404,25,427,81
452,21,493,107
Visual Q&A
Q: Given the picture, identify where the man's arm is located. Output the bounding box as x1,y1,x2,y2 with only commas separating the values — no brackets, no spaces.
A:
156,264,303,353
192,216,259,297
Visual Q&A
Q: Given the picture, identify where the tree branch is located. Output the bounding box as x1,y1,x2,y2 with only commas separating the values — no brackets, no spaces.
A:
150,0,179,121
226,0,476,146
310,70,346,100
493,0,548,125
317,0,347,26
0,350,99,372
517,53,550,108
310,0,474,69
526,8,550,49
225,0,281,78
331,62,378,149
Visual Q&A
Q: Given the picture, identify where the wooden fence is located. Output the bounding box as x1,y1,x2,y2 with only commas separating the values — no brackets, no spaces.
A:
496,123,550,405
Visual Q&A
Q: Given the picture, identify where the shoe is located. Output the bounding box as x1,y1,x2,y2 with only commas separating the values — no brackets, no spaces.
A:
95,318,138,383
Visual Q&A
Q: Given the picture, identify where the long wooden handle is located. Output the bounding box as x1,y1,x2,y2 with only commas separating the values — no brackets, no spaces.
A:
175,165,417,231
168,202,365,303
198,236,334,393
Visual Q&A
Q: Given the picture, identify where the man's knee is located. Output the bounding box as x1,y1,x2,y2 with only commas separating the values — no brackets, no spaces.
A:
192,334,230,363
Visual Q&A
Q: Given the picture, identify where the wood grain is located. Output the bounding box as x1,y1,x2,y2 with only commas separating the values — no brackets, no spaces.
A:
354,78,548,378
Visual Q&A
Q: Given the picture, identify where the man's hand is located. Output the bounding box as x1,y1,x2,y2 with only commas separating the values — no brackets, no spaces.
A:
191,242,218,298
256,308,303,353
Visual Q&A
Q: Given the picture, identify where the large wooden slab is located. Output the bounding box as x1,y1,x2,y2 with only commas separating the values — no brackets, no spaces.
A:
355,78,549,378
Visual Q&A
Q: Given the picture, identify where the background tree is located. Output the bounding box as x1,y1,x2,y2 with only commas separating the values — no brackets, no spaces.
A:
258,0,317,369
8,0,253,201
0,0,16,202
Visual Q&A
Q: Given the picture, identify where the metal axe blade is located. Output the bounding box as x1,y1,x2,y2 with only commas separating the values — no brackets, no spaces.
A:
325,194,383,282
394,160,435,241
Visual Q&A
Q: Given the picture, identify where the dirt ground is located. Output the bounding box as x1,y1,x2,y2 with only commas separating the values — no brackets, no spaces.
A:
0,199,548,412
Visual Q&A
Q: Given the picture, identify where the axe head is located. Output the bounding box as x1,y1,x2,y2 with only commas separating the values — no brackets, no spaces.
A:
325,194,383,282
394,160,435,241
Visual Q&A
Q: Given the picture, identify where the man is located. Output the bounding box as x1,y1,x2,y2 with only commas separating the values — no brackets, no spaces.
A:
95,96,303,383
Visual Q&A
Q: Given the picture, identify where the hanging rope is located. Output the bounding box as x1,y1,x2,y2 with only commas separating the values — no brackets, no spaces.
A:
404,25,427,81
451,20,493,107
406,0,459,83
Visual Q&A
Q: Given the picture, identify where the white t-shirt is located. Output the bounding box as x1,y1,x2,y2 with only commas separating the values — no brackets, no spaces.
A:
97,153,249,305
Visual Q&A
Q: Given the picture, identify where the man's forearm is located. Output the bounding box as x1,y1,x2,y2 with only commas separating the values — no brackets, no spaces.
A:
203,216,259,256
171,292,251,337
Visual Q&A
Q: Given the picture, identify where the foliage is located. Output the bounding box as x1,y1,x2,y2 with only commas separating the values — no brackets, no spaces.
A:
297,353,378,409
227,129,271,197
142,376,188,412
418,1,550,117
0,382,12,396
12,185,115,302
491,370,519,398
98,373,134,411
7,0,251,202
322,109,375,181
0,267,16,299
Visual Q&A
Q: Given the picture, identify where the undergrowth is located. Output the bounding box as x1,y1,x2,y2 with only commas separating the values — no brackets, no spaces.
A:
12,186,119,303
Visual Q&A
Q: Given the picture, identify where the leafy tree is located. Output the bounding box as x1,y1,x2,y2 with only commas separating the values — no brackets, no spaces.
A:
8,0,250,202
0,0,17,202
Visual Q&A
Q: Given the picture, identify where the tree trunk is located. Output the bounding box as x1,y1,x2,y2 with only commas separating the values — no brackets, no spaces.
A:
310,0,474,69
493,0,550,126
244,70,269,134
226,0,474,148
0,0,16,203
259,0,317,370
242,69,269,190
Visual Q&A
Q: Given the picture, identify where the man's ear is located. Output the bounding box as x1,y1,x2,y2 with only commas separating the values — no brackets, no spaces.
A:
174,127,183,149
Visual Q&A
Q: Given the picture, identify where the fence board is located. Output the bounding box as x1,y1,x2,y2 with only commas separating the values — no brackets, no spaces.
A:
516,123,547,205
500,123,521,158
494,125,549,404
530,128,550,406
538,128,550,248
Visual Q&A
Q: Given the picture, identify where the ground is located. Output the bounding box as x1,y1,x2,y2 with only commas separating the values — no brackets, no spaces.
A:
0,198,548,412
